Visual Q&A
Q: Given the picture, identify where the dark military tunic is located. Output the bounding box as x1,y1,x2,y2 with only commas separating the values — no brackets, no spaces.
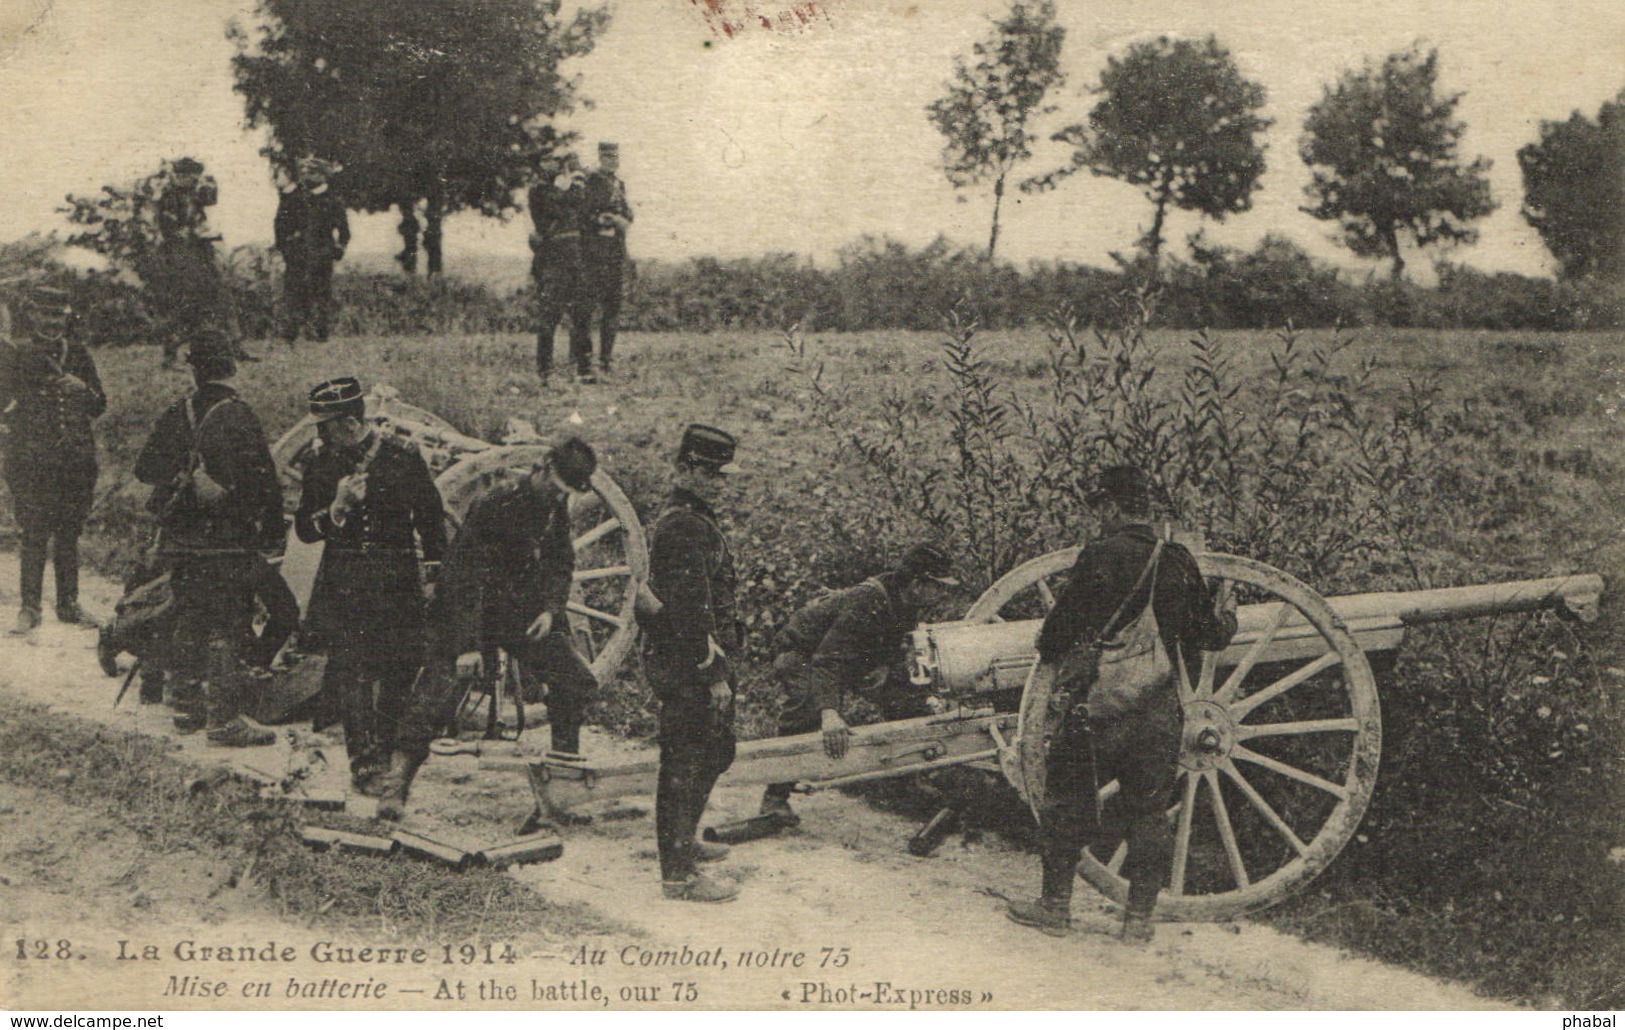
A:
274,186,350,342
527,176,590,376
1034,522,1236,913
578,169,632,371
396,476,597,754
0,337,105,614
643,486,738,881
295,430,445,767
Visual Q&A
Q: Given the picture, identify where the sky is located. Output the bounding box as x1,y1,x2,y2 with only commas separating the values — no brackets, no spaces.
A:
1,0,1622,280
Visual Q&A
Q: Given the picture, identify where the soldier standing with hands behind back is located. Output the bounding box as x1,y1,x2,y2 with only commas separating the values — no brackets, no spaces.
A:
640,424,742,903
1,283,105,638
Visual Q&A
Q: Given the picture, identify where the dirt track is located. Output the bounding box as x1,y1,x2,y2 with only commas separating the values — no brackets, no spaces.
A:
0,555,1505,1010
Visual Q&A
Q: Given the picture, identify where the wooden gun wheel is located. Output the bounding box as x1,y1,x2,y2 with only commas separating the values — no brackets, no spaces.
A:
970,550,1381,921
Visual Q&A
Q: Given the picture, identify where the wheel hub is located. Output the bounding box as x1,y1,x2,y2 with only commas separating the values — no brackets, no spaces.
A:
1179,698,1236,772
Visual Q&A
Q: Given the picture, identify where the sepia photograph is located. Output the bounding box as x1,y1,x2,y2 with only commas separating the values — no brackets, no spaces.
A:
1,0,1621,1015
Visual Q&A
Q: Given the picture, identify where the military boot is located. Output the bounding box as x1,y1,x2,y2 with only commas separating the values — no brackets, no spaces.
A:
8,606,41,638
1118,878,1158,945
759,783,800,827
1006,855,1075,937
96,624,121,678
662,872,738,903
375,750,427,822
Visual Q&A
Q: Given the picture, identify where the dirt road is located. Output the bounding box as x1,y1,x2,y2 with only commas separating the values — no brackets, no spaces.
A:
0,555,1502,1010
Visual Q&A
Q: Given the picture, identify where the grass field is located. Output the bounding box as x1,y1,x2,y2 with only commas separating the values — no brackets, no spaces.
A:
4,324,1623,1006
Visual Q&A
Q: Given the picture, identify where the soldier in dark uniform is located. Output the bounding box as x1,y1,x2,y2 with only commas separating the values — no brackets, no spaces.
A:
293,377,447,791
374,437,600,820
273,157,350,344
578,142,632,382
151,157,224,369
758,543,959,824
528,154,590,382
1006,466,1237,943
1,284,105,637
133,328,285,745
641,424,742,903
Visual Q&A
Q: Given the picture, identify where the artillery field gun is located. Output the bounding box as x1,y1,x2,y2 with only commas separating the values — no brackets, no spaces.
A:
268,390,1602,921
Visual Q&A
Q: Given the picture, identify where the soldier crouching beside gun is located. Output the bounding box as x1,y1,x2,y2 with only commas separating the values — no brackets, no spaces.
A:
1006,466,1237,943
757,542,960,827
295,377,447,793
373,437,600,821
640,424,742,903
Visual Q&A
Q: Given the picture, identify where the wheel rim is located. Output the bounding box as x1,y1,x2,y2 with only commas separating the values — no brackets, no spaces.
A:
970,550,1381,921
434,444,648,684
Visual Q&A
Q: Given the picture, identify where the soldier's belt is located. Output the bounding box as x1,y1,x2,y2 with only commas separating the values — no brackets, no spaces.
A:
328,542,417,555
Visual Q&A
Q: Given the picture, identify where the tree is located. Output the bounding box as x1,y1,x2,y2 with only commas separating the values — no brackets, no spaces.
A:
230,0,608,275
1035,35,1269,274
925,1,1065,260
1300,45,1496,281
1517,88,1625,282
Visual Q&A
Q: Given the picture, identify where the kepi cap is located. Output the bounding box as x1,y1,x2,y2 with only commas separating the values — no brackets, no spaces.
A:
549,435,597,492
677,423,738,474
898,542,960,587
308,376,364,423
184,327,236,372
1086,465,1153,513
598,141,619,157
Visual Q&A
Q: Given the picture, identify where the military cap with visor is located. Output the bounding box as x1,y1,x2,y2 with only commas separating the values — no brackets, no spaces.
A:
1085,464,1153,513
184,327,237,373
676,423,738,474
549,435,597,493
307,376,365,423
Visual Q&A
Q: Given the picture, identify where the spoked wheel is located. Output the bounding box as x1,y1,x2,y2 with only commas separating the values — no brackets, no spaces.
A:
433,444,649,684
970,549,1381,921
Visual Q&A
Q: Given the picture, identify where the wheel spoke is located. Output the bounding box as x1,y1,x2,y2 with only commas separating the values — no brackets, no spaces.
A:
1215,603,1290,703
1206,770,1250,888
1097,778,1121,804
1170,772,1199,894
573,564,631,583
1229,651,1342,720
573,517,622,551
1106,840,1128,876
1234,745,1349,800
567,601,624,628
1037,578,1056,610
1196,650,1217,697
1175,643,1195,703
1221,760,1308,855
1236,717,1359,740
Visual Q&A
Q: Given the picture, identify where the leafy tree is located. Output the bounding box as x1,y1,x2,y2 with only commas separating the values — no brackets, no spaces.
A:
229,0,608,275
1300,45,1496,281
1517,88,1625,281
1035,35,1269,274
926,1,1065,260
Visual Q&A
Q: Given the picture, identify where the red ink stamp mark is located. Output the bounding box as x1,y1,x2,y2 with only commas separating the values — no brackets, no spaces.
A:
691,0,834,39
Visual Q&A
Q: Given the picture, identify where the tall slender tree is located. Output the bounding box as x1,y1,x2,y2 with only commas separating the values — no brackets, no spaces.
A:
1517,88,1625,282
926,1,1065,260
229,0,607,275
1034,34,1269,275
1300,45,1496,281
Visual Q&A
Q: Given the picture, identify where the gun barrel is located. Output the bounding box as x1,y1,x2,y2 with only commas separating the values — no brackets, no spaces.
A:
911,573,1604,696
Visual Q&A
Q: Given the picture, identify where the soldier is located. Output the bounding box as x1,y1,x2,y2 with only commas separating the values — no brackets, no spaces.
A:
149,158,254,368
1005,466,1236,943
641,424,742,903
528,153,590,382
578,141,632,382
374,437,600,820
273,157,350,344
758,543,960,825
293,377,447,792
0,283,105,638
133,328,285,745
